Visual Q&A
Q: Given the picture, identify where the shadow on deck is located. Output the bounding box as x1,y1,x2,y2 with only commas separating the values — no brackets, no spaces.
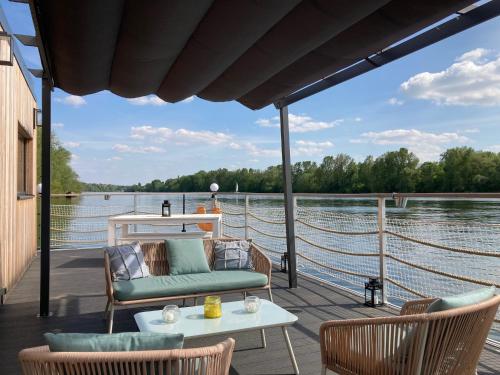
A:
0,249,499,374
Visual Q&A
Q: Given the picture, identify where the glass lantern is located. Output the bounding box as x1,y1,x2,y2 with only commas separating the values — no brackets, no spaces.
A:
364,277,384,307
204,296,222,318
162,200,171,217
244,296,261,313
162,305,180,323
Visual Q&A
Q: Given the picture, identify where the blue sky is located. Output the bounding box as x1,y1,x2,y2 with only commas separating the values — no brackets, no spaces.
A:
3,1,500,185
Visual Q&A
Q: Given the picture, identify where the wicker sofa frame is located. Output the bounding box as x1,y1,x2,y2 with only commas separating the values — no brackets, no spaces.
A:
320,294,500,375
19,338,235,375
104,239,273,333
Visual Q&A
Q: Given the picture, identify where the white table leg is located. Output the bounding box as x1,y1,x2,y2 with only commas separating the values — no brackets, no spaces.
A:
107,221,115,246
282,326,299,374
212,218,221,238
122,223,129,242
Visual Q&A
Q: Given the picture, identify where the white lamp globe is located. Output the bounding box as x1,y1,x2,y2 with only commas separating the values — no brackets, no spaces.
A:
210,183,219,193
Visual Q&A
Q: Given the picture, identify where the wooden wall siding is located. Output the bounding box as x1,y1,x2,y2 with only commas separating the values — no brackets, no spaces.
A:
0,23,38,299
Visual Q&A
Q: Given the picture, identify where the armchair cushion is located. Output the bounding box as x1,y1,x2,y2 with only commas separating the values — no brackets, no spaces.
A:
165,238,211,275
427,285,495,313
44,332,184,352
113,270,268,301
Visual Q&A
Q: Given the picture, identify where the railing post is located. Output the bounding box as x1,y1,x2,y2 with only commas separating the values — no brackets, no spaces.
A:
133,194,138,232
279,105,297,288
244,194,249,240
377,197,387,304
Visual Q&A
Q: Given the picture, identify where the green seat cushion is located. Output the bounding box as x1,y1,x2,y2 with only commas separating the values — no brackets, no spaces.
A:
113,270,268,301
427,286,495,313
165,238,210,275
44,332,184,352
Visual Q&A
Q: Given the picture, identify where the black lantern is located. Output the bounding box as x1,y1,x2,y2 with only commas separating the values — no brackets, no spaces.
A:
364,277,384,307
281,252,288,273
162,200,171,217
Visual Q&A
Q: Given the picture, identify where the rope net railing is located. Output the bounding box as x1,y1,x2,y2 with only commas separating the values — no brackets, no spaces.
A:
48,194,499,340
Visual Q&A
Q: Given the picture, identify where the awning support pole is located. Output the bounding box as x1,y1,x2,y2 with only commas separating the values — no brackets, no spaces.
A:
279,106,297,288
39,76,51,317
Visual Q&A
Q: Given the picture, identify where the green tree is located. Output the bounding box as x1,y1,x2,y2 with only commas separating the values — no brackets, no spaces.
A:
372,148,419,192
37,131,82,193
417,162,444,192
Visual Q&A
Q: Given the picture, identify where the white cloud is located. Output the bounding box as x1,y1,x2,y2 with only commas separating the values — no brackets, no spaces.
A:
229,142,241,150
127,95,194,106
175,128,231,145
52,122,64,128
455,48,491,63
462,128,480,134
130,125,231,145
112,144,164,153
55,95,86,107
243,142,281,158
107,156,123,161
127,96,166,106
70,154,80,161
485,145,500,153
63,141,80,148
387,97,404,106
181,96,195,103
351,129,469,161
294,140,334,156
401,48,500,106
131,126,173,140
256,113,342,133
354,117,362,122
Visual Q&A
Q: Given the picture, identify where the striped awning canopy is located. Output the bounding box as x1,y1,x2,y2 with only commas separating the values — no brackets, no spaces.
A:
32,0,475,109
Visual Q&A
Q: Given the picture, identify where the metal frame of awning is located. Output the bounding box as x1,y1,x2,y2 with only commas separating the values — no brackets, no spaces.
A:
20,0,500,317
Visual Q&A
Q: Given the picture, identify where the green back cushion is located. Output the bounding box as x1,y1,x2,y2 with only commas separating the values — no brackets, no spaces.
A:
166,239,211,275
44,332,184,352
427,286,495,313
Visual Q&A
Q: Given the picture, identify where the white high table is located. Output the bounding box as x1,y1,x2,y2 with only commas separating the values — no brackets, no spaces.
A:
107,213,222,246
135,299,300,374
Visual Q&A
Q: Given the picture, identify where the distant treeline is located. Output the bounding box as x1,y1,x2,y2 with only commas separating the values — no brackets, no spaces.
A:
115,147,500,194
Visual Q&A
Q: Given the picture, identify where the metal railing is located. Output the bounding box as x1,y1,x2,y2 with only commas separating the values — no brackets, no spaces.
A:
45,192,500,343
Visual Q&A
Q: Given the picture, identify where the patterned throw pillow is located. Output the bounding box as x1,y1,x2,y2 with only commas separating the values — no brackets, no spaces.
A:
105,242,150,281
214,240,252,270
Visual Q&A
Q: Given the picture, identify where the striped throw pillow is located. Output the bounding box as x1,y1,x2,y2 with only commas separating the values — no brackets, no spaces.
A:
105,242,150,281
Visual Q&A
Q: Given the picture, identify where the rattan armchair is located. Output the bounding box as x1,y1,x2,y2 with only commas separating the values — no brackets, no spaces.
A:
320,295,500,375
19,338,235,375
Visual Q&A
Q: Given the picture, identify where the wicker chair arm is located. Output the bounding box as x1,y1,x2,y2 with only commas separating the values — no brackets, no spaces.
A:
251,245,272,283
400,298,437,316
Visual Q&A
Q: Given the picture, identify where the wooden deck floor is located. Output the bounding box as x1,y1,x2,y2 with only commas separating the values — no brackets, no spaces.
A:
0,249,499,374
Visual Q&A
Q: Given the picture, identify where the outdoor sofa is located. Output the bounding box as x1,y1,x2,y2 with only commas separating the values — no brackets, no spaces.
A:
104,238,273,333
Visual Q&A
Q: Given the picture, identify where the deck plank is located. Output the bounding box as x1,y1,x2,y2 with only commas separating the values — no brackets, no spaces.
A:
0,249,498,374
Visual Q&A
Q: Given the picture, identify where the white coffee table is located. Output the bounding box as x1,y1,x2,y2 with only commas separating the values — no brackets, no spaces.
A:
134,299,299,374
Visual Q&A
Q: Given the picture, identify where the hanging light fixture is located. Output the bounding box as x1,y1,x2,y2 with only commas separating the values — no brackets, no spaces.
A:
0,31,13,66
